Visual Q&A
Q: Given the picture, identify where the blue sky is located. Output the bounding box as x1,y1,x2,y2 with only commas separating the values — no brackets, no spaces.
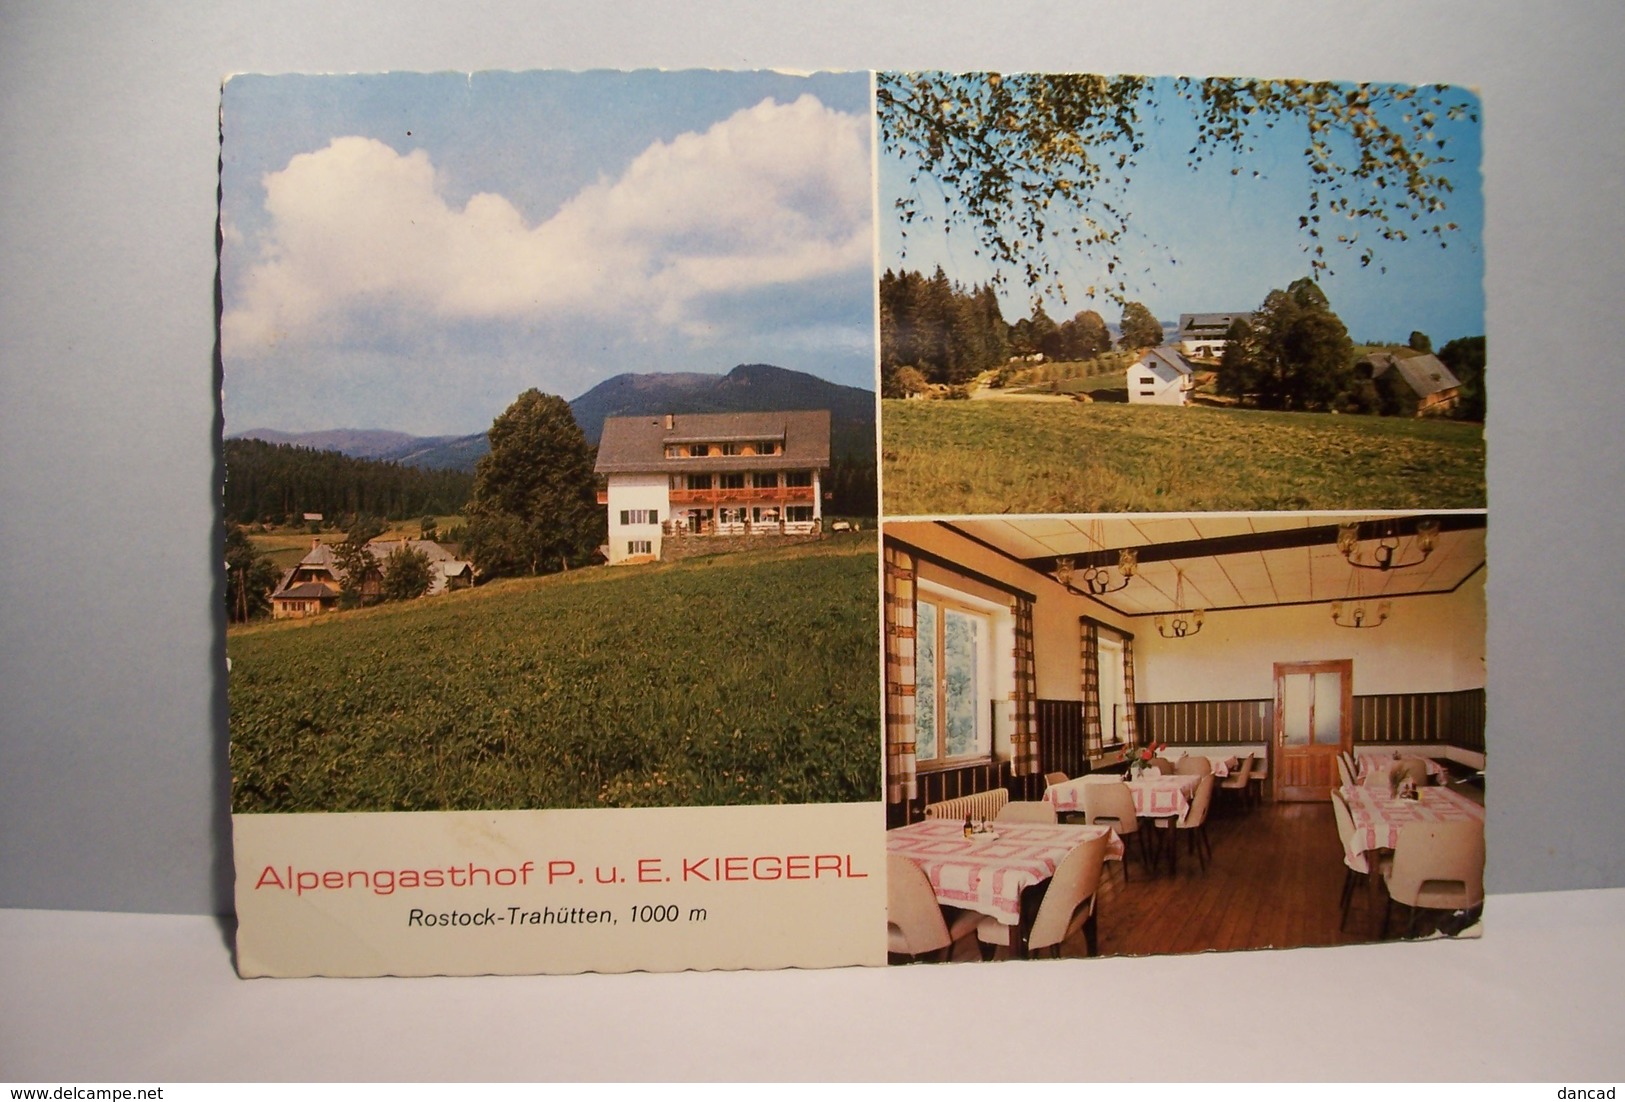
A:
220,70,874,436
878,75,1485,348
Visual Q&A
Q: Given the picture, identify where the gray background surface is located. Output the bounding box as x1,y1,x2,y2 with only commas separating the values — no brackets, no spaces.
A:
2,0,1620,917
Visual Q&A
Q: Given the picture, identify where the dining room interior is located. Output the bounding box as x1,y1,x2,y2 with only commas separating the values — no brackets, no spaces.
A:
883,512,1487,964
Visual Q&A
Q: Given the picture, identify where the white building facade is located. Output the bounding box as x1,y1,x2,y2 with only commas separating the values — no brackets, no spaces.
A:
1127,347,1196,406
595,410,830,565
1177,312,1253,360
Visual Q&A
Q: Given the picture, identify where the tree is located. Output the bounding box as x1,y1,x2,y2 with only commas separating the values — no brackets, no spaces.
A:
1221,280,1353,410
1119,301,1163,350
877,72,1476,304
1408,330,1433,354
380,545,433,602
1044,309,1110,361
224,523,278,623
464,389,603,579
334,514,386,607
1438,335,1486,421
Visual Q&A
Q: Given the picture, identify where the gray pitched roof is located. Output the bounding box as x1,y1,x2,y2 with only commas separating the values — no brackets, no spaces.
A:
1179,312,1253,338
1359,352,1462,399
1133,347,1194,382
594,410,831,474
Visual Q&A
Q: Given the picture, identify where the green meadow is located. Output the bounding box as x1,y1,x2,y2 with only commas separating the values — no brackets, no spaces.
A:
229,536,880,813
881,400,1485,514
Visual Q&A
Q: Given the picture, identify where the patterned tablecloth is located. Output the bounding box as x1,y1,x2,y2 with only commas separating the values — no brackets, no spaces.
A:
1340,784,1484,873
887,819,1124,926
1044,775,1199,821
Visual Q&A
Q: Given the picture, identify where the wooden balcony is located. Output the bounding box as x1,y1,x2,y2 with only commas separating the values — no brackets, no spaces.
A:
668,485,815,506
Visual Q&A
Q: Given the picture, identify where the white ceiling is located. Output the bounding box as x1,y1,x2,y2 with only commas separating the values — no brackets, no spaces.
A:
941,514,1486,616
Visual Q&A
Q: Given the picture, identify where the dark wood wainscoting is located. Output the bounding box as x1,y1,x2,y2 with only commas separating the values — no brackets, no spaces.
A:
1132,686,1486,763
1036,698,1089,780
1138,699,1274,746
1355,687,1485,752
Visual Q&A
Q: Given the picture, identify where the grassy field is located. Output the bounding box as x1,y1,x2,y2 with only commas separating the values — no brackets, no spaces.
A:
881,400,1485,513
229,535,879,813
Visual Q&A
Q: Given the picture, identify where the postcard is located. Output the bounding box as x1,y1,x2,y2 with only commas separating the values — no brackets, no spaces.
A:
223,69,1486,976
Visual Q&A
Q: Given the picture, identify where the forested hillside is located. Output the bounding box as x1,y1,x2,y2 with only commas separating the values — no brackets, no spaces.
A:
223,438,475,524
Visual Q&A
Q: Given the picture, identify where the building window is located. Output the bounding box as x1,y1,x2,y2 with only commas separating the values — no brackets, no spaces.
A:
753,472,778,489
686,474,712,491
756,440,780,455
915,593,993,765
719,473,746,491
1097,631,1127,748
627,540,652,556
786,505,814,523
784,470,813,488
619,509,657,525
689,444,710,458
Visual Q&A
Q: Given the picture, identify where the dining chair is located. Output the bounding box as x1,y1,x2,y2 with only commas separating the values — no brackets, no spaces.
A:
887,854,980,963
1151,756,1178,777
1336,754,1355,790
1175,755,1212,776
995,800,1058,825
1082,781,1148,879
976,833,1109,960
1380,820,1486,939
1175,772,1216,870
1330,787,1391,932
1398,757,1434,787
1218,753,1254,812
1044,771,1069,789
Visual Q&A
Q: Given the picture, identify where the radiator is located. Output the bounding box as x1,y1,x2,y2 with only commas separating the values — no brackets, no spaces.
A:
924,789,1010,822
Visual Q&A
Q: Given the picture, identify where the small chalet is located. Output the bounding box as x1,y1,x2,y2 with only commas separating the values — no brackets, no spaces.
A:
1356,352,1463,416
1127,348,1195,406
594,410,830,565
269,537,474,619
1178,312,1253,360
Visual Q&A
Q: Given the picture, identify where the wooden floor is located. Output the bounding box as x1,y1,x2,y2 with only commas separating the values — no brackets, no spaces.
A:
941,796,1409,963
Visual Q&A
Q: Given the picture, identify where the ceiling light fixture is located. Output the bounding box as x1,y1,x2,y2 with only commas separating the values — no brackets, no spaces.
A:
1338,518,1441,572
1331,598,1391,629
1052,521,1138,595
1333,541,1391,629
1155,568,1204,638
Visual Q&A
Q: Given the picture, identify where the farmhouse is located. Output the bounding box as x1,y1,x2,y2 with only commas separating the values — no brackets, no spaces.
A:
1357,351,1463,416
1126,347,1195,406
884,514,1486,961
269,537,474,619
1178,312,1253,359
594,410,830,565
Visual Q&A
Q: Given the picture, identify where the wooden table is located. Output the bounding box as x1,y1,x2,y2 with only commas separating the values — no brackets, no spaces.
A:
1340,784,1485,874
1044,775,1199,873
886,819,1124,948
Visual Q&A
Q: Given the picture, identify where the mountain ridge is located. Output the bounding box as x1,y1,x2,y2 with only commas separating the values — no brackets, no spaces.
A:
228,364,876,471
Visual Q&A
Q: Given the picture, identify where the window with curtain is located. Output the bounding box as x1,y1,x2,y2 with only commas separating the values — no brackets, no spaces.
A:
1082,618,1136,756
915,589,993,765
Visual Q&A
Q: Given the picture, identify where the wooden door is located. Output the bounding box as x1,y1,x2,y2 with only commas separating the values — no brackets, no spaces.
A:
1273,660,1352,802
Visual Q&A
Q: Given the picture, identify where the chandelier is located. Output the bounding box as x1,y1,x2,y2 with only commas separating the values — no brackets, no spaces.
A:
1331,598,1391,629
1155,568,1204,638
1052,521,1138,595
1332,540,1391,628
1338,518,1441,572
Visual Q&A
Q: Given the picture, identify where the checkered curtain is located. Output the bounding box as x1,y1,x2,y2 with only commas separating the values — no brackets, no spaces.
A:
883,543,918,804
1009,595,1040,776
1081,619,1103,756
1121,634,1139,749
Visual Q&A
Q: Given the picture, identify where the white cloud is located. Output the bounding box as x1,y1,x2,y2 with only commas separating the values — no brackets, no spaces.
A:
221,95,872,356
